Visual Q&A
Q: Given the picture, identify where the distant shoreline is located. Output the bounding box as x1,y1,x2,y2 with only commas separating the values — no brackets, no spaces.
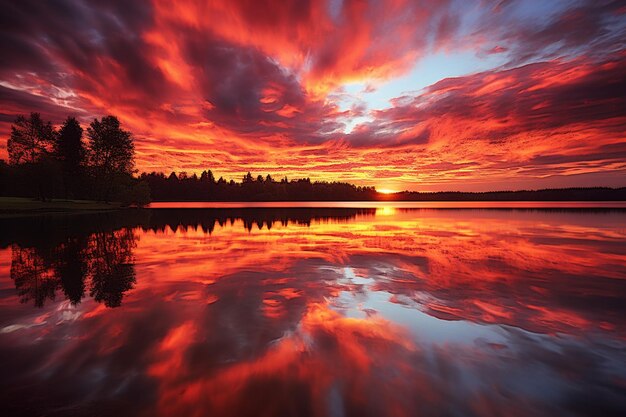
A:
147,187,626,202
147,201,626,210
2,187,625,215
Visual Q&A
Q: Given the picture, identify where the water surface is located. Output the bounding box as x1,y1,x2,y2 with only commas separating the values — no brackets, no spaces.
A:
150,200,626,209
1,207,625,416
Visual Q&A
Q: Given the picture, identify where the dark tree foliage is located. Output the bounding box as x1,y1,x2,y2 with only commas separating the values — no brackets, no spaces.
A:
1,113,149,205
140,171,626,201
8,220,138,308
5,113,60,200
7,113,55,165
10,245,59,307
143,208,377,232
388,188,626,201
86,229,137,307
56,117,86,198
87,116,134,175
87,115,135,202
54,237,88,304
141,170,378,201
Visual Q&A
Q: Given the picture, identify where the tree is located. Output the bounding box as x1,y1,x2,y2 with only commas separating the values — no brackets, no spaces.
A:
11,245,58,307
54,238,88,305
200,169,215,184
10,225,139,308
87,229,137,307
55,117,85,198
87,116,134,174
7,113,56,165
7,113,59,200
87,116,135,201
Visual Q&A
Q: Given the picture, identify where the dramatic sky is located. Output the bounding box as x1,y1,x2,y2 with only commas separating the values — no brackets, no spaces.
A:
1,0,625,191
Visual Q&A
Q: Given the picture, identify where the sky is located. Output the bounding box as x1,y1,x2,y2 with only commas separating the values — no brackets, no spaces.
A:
0,0,625,191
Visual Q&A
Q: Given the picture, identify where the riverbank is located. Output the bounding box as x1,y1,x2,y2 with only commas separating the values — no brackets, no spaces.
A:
0,197,124,216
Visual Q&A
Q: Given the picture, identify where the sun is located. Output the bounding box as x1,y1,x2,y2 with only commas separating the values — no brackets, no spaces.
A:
377,188,397,195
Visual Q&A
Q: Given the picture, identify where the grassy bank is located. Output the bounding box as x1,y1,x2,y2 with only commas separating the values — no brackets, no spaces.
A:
0,197,124,215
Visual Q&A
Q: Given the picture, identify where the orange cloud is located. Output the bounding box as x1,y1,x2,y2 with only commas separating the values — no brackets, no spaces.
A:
0,0,624,191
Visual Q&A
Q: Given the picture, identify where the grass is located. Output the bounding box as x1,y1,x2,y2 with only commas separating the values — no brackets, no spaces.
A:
0,197,123,215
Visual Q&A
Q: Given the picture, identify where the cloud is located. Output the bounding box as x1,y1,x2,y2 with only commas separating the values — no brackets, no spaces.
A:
0,0,624,190
485,0,626,65
334,54,626,188
2,211,626,415
149,0,458,92
360,54,626,142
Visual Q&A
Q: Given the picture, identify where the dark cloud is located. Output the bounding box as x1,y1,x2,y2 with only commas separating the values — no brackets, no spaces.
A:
173,34,343,140
0,85,75,121
479,0,626,65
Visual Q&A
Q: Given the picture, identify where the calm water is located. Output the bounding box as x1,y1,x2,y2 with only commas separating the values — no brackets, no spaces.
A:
150,201,626,209
1,207,625,416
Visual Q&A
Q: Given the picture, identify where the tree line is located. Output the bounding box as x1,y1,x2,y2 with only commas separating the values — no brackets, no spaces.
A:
0,112,149,204
140,171,379,201
387,188,626,201
140,171,625,202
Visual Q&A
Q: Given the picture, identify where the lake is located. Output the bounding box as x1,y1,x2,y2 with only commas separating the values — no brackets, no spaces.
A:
1,206,625,416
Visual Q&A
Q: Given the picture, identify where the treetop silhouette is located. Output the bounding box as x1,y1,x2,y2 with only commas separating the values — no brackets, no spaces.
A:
2,113,148,205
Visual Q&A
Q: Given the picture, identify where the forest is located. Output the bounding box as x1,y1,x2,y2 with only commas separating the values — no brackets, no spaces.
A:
140,171,378,201
0,112,149,205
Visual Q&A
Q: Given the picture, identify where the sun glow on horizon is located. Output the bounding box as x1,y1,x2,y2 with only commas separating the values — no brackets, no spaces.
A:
377,189,398,195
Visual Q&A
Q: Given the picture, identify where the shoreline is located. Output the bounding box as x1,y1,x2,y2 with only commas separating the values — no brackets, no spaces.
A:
0,197,128,216
2,197,626,216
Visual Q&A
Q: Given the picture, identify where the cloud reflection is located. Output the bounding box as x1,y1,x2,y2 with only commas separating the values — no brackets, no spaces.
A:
0,208,625,416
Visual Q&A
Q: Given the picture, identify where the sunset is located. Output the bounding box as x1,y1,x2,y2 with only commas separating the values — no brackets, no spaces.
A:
1,0,625,190
1,1,626,416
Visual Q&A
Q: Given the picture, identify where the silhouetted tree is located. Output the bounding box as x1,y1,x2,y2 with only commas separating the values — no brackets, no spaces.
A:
7,113,59,200
87,229,136,307
200,169,216,184
3,112,149,204
141,170,379,201
7,113,55,165
87,116,135,202
10,225,139,308
11,245,58,307
55,117,85,198
53,238,88,305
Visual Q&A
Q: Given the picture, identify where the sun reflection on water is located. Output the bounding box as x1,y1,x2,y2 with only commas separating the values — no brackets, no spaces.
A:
375,206,397,216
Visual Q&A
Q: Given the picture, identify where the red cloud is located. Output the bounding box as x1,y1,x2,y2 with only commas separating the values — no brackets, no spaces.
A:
0,0,624,190
338,55,626,190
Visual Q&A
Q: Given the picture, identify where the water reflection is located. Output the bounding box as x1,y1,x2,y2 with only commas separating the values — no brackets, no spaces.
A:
0,208,625,416
8,219,137,308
